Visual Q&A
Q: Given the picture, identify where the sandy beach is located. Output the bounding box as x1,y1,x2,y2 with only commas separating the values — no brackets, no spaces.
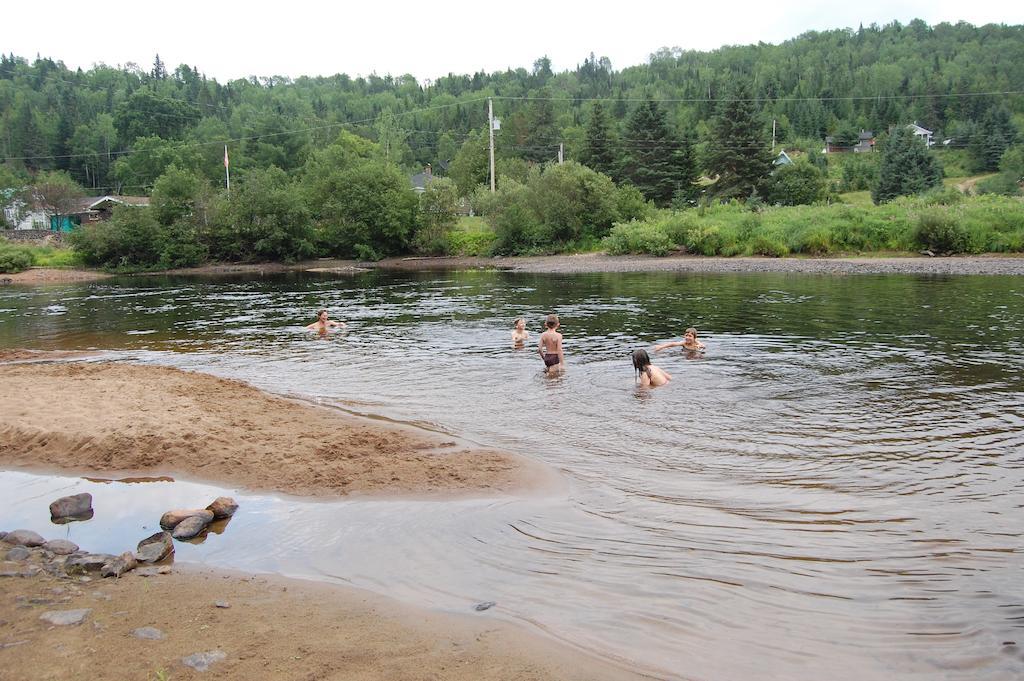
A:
0,539,642,681
0,360,552,498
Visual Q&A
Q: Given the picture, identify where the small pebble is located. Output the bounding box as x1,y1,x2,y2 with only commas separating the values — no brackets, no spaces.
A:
214,601,231,609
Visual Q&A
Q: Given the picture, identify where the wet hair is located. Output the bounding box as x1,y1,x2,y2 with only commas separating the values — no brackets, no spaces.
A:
316,309,327,318
513,318,524,328
545,313,560,329
632,349,653,380
685,327,698,338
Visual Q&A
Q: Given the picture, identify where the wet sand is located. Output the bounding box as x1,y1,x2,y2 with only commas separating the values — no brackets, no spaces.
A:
0,360,554,498
1,267,111,284
0,539,643,681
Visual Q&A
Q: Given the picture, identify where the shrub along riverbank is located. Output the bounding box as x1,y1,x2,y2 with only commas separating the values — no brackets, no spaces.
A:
602,192,1024,257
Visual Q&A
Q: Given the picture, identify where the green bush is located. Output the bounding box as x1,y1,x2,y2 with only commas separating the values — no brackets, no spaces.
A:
603,221,673,256
913,209,971,253
748,235,789,257
0,243,33,273
445,230,496,256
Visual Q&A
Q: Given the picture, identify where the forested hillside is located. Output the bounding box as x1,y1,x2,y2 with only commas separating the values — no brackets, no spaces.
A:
2,18,1022,195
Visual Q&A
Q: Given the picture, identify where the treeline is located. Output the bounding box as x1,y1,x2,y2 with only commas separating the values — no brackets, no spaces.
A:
1,19,1022,196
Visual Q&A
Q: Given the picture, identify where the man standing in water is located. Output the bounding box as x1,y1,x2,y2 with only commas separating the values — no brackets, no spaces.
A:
538,314,564,374
306,309,347,335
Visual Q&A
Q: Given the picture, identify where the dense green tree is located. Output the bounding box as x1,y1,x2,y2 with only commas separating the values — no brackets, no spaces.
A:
414,177,460,254
872,126,943,203
619,97,696,206
705,83,774,199
579,102,617,177
316,161,418,259
212,166,314,261
30,170,84,221
766,160,828,205
449,130,489,195
522,90,559,164
968,107,1018,172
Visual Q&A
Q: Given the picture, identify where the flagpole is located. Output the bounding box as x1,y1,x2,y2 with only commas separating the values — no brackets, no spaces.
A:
224,145,230,191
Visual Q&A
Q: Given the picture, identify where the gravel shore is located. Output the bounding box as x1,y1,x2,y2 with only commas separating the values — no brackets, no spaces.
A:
364,253,1024,276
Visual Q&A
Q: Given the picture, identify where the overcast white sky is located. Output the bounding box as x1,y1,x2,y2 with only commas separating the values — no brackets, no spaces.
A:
5,1,1022,82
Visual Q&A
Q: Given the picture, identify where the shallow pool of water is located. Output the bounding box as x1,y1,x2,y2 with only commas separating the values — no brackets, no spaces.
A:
2,269,1023,680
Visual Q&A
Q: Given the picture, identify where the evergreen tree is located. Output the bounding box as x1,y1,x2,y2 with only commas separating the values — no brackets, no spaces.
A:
522,91,558,164
579,102,617,177
619,97,696,206
705,83,773,199
968,106,1018,172
872,126,943,203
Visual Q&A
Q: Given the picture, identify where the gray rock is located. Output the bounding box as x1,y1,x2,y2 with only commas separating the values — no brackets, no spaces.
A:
0,531,7,540
39,609,91,626
206,497,238,520
5,530,45,547
136,532,174,563
473,601,496,612
5,547,31,562
214,600,230,609
181,650,227,672
101,552,137,578
131,626,165,640
172,515,211,540
160,509,214,531
49,493,93,521
66,554,116,573
0,564,41,578
43,539,79,555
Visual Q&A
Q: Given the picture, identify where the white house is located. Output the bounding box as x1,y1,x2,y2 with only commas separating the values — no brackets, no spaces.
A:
907,122,934,147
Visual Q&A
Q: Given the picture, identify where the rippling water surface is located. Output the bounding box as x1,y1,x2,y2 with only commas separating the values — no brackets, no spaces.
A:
2,269,1023,680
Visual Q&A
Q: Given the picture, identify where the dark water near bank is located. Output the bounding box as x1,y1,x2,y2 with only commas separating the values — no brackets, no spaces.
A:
2,270,1023,681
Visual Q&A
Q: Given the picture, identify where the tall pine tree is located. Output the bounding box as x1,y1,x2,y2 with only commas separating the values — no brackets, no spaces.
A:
872,126,943,203
619,97,696,206
579,102,618,178
705,83,773,199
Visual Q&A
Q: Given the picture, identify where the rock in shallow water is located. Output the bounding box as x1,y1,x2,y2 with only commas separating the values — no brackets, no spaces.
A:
181,650,227,672
49,493,93,521
101,552,137,578
136,532,174,563
39,609,91,626
160,509,214,531
172,515,212,540
5,530,45,547
206,497,238,520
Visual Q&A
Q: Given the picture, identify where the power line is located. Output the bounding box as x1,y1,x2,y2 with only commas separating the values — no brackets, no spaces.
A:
492,90,1024,103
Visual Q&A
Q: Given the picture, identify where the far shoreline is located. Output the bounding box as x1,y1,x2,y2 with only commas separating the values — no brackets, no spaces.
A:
7,251,1024,284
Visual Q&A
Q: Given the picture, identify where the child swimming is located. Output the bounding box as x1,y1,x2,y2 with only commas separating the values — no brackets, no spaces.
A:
654,327,705,353
632,349,672,387
511,318,529,347
537,314,564,373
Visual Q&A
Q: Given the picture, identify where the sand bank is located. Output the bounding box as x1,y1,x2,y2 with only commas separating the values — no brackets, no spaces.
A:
0,538,642,681
1,267,111,284
0,361,553,498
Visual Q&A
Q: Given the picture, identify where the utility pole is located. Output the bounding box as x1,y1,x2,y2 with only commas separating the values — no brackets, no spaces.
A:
772,119,777,153
488,97,496,193
558,142,564,164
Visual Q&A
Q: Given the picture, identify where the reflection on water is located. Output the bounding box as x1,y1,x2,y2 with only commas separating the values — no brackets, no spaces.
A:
2,270,1024,681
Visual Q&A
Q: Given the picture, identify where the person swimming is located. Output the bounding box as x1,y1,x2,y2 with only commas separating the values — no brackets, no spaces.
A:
538,314,564,373
306,309,347,334
512,318,529,347
632,349,672,387
654,327,705,353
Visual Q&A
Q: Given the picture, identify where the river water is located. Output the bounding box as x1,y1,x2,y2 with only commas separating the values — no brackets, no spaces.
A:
1,269,1023,681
